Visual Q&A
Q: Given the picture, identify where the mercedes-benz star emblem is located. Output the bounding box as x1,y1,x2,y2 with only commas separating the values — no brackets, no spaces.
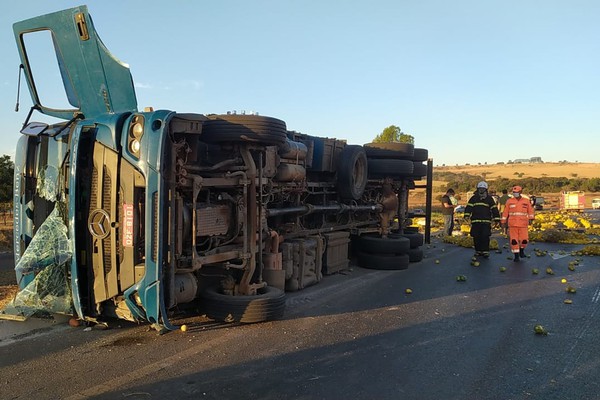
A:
88,209,111,239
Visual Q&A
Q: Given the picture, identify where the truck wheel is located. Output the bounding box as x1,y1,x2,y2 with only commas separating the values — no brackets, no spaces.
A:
411,162,427,178
363,142,415,159
199,285,286,323
356,251,410,270
358,234,410,255
391,232,424,248
412,148,429,162
337,145,368,200
367,159,414,177
407,247,424,262
201,114,287,146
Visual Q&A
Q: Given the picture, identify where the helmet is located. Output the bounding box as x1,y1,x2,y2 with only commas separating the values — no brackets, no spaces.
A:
476,181,488,189
512,185,522,193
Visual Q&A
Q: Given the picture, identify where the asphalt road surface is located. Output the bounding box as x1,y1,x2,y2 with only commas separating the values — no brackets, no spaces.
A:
1,227,600,399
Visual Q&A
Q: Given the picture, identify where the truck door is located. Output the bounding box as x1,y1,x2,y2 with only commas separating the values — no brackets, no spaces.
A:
13,5,137,121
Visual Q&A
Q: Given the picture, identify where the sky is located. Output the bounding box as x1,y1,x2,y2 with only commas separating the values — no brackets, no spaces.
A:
1,0,599,166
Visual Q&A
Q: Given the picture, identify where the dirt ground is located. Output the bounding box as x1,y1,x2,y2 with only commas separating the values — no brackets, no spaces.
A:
0,222,16,311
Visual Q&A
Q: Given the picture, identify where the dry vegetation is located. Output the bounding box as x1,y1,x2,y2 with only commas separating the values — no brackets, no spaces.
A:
412,162,600,208
434,162,599,180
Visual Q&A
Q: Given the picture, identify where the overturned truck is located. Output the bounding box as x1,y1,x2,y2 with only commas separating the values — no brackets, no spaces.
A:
9,6,431,330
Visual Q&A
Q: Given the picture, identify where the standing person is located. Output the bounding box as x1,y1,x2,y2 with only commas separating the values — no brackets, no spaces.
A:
529,194,537,208
464,181,501,258
379,183,398,238
497,189,509,214
497,189,510,234
501,185,535,262
441,188,456,236
490,190,499,206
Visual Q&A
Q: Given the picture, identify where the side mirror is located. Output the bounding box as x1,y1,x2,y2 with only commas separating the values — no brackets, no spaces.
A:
20,121,49,136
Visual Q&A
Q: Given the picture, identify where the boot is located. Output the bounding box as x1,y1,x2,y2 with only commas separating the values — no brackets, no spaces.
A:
519,248,526,258
513,253,520,262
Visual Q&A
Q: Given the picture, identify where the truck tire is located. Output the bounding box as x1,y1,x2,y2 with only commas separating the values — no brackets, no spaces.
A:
199,285,286,323
356,251,410,270
363,142,415,159
367,159,414,177
358,234,410,255
392,232,424,248
402,226,419,234
407,247,424,262
411,162,427,178
201,114,287,146
337,145,368,200
412,148,429,162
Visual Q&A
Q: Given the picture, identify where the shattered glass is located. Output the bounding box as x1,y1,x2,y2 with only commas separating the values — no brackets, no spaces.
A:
2,207,73,318
36,165,60,202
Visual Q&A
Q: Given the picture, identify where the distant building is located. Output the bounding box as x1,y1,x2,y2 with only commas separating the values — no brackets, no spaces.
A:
512,157,543,164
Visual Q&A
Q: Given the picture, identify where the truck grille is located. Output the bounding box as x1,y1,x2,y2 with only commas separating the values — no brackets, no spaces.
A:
91,165,113,275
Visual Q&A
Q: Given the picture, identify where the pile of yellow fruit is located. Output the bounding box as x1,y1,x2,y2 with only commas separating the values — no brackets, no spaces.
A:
527,211,599,244
532,211,598,233
573,245,600,256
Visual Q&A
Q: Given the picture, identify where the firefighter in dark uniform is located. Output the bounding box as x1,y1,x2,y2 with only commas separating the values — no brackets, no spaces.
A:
464,181,501,258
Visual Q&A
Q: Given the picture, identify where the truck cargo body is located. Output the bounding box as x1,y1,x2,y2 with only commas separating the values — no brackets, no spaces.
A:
10,6,429,329
560,191,585,211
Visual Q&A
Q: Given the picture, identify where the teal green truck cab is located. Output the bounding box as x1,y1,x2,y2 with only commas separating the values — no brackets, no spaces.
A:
10,6,430,330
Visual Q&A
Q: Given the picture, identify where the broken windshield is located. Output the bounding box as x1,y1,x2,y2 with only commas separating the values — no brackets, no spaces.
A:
3,207,73,318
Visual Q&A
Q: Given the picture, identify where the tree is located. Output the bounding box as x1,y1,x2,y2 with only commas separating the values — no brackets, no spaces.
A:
0,155,13,204
372,125,414,144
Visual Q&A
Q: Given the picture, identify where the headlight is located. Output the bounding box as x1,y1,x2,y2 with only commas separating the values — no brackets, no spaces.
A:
129,139,141,154
128,115,145,158
131,122,143,138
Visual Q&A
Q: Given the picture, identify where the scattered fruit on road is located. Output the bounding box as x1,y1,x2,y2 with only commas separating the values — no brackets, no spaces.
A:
561,278,567,284
546,267,554,275
566,286,577,294
456,275,467,282
68,318,80,327
405,288,413,294
532,268,539,275
499,266,507,272
564,299,573,304
534,324,548,335
180,324,188,332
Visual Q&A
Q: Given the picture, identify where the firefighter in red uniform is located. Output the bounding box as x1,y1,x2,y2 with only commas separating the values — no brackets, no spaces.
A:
501,185,535,262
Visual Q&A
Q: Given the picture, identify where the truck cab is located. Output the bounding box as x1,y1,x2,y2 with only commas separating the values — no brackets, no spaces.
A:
10,6,431,330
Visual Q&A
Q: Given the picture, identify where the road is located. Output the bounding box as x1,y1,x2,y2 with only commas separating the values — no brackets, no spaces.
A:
1,229,600,400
